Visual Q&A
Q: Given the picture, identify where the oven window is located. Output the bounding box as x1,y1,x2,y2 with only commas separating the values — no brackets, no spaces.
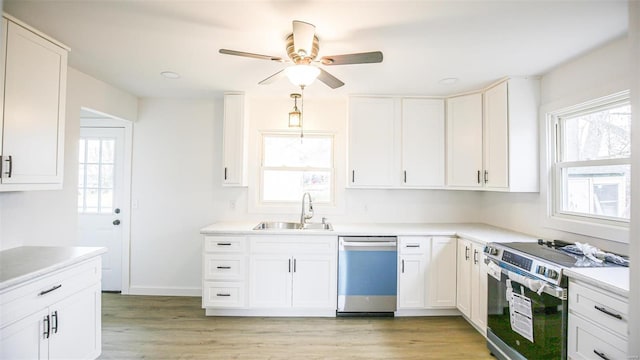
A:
487,272,567,359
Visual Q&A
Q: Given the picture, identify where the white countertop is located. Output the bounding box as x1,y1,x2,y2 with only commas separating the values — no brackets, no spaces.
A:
564,267,629,297
0,246,107,291
200,222,540,244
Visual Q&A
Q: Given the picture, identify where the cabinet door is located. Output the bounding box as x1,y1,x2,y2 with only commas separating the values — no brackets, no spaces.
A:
2,21,67,185
401,98,445,187
398,255,427,309
483,81,509,189
49,284,101,360
291,254,336,309
428,237,457,308
446,94,483,188
249,255,292,308
456,238,472,317
0,308,48,360
348,97,396,187
470,242,488,334
222,93,247,186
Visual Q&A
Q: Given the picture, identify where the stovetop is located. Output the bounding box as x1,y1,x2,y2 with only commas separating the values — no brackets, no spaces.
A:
484,240,625,286
502,242,619,269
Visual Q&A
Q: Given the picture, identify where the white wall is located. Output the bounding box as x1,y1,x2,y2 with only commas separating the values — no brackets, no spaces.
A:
128,99,218,295
0,67,137,250
480,36,631,255
627,1,639,355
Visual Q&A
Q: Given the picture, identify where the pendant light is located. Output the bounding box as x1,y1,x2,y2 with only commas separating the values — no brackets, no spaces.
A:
288,93,302,128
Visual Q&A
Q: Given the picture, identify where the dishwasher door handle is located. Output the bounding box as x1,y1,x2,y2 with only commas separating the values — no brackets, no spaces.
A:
342,241,397,248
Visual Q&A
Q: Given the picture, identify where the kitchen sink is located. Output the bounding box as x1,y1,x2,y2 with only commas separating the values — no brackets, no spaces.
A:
253,221,333,231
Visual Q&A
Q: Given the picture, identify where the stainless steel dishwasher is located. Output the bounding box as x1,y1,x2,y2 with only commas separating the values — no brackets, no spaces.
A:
337,236,397,316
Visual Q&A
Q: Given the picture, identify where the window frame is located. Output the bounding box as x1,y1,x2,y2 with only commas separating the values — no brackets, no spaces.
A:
258,131,336,206
545,91,631,242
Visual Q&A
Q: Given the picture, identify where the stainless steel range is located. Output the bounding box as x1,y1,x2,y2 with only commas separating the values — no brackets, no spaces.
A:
483,240,625,360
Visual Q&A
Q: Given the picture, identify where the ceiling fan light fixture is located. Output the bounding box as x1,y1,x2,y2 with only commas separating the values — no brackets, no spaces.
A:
285,65,320,87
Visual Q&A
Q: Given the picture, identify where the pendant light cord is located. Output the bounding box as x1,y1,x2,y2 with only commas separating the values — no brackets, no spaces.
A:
300,85,305,140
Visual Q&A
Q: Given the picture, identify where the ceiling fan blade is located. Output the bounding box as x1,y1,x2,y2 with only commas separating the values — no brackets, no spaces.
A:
258,69,286,85
317,68,345,89
219,49,283,62
320,51,383,65
292,21,316,59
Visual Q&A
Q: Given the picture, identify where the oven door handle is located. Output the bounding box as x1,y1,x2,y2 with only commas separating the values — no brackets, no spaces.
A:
494,264,567,300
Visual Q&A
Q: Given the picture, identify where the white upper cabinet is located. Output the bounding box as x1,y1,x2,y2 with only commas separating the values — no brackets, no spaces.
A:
348,96,396,187
446,78,540,192
348,96,445,189
401,98,445,188
446,93,484,188
0,15,68,191
485,78,540,192
222,92,248,186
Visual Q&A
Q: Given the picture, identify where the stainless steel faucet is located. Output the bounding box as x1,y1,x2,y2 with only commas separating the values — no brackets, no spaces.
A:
300,192,314,225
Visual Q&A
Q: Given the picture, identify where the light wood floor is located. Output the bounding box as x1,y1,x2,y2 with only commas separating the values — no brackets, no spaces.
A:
100,293,495,359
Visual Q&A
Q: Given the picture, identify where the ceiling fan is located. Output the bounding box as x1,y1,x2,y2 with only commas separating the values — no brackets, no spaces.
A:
219,20,383,89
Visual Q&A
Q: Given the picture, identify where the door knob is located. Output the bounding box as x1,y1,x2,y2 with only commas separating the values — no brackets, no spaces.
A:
114,208,121,214
113,219,121,226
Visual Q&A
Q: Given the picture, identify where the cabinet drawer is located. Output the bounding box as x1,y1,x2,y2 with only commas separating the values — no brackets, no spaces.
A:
399,237,428,254
204,236,246,253
202,281,245,308
0,257,101,328
203,254,246,281
568,313,627,360
569,280,628,338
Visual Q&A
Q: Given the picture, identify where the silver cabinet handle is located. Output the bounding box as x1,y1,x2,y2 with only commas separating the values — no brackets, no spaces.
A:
51,311,58,334
473,249,478,264
352,170,355,183
477,170,481,184
293,258,297,273
403,170,407,183
1,155,12,178
484,170,488,183
465,246,470,260
224,167,228,180
405,244,420,248
217,243,232,246
39,284,62,296
216,266,231,269
288,259,291,273
216,293,231,297
593,349,610,360
401,259,405,273
594,305,623,320
43,315,50,339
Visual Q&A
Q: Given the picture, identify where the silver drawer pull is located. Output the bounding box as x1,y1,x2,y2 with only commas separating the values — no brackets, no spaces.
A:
38,284,62,296
594,305,623,320
216,266,231,269
593,349,610,360
217,243,232,246
405,244,420,248
216,293,231,297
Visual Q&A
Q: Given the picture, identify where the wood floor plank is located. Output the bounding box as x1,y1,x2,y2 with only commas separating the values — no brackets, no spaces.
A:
100,294,495,359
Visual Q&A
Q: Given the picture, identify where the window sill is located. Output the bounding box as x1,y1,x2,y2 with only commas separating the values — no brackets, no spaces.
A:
543,214,629,243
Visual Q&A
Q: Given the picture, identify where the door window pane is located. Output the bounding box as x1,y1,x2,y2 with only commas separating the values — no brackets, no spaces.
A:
78,136,117,214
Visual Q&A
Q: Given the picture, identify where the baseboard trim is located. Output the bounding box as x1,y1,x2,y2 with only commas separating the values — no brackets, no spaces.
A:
127,286,201,297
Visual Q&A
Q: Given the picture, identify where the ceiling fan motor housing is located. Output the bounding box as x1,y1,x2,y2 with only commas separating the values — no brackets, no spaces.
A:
286,34,319,64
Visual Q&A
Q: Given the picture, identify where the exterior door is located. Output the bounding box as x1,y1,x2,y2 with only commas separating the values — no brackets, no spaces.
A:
77,126,125,291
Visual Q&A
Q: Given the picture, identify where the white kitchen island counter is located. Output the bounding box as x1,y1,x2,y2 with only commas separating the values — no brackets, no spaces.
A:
200,222,540,244
0,246,106,290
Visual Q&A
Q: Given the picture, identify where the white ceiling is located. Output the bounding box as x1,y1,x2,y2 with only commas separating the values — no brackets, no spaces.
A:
2,1,628,99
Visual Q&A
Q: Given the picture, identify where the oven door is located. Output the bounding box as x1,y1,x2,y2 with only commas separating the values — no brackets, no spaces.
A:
487,263,568,360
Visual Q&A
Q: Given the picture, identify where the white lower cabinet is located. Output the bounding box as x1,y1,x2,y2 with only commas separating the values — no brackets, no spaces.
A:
0,258,102,360
398,236,457,310
456,237,488,335
249,236,337,311
202,234,336,316
567,279,628,359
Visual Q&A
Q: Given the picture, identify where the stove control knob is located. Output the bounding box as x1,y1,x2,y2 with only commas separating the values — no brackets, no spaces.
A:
536,265,546,275
485,246,499,256
545,269,559,280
